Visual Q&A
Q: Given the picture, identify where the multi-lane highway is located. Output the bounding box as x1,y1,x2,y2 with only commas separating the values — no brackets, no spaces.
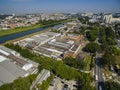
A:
95,53,105,90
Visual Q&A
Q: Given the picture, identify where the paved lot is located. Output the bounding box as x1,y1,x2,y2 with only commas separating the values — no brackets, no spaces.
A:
48,77,63,90
48,77,77,90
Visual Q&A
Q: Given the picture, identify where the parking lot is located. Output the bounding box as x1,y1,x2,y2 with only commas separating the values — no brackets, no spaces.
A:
48,76,77,90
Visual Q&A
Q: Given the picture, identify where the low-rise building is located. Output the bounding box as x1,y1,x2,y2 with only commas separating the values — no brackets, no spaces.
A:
14,31,82,60
30,69,50,90
0,55,27,86
0,46,38,86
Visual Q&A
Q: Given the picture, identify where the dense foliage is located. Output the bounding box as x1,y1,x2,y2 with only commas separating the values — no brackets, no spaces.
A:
98,27,120,66
106,46,120,56
64,57,82,69
101,46,120,66
114,23,120,37
0,74,37,90
39,19,67,25
99,27,116,45
102,53,116,66
64,55,93,71
86,26,99,41
105,81,120,90
83,42,100,53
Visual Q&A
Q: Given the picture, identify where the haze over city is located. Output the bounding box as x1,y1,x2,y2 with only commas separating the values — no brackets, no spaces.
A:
0,0,120,14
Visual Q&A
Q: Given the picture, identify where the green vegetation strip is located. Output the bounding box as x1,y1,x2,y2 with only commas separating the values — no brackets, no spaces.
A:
0,74,37,90
83,55,92,71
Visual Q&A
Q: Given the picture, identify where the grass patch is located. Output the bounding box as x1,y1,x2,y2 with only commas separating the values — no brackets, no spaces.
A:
83,55,92,71
115,56,120,64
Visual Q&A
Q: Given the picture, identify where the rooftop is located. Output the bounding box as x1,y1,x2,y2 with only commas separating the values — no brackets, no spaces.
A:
0,55,27,86
0,46,39,86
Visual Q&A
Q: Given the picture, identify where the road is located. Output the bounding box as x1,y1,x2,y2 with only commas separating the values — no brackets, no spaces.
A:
95,52,105,90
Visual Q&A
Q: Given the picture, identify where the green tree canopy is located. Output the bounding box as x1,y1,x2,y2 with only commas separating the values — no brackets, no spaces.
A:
105,27,116,38
107,46,120,56
84,42,100,53
102,53,116,66
105,81,120,90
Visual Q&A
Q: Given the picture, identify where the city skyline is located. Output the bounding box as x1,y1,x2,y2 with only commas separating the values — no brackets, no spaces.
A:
0,0,120,14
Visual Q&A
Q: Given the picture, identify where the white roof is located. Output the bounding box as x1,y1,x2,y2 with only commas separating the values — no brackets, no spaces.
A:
47,48,63,54
0,56,7,62
22,63,33,71
67,40,74,45
24,38,34,41
50,39,56,42
0,49,10,56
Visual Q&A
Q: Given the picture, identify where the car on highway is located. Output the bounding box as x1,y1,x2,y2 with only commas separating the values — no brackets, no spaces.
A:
95,75,98,81
98,85,102,90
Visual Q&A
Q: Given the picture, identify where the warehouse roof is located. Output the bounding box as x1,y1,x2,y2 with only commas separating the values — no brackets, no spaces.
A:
0,56,6,62
0,46,13,54
0,46,18,56
0,56,27,86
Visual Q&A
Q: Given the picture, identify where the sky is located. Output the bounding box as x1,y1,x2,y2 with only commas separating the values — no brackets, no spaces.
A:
0,0,120,14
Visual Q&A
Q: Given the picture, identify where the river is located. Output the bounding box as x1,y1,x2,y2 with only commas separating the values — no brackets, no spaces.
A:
0,24,60,44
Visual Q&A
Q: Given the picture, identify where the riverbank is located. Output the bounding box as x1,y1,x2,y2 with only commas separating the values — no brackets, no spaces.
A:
2,28,51,45
0,19,68,37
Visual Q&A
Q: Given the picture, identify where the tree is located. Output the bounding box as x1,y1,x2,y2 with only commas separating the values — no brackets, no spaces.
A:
39,81,49,90
100,42,109,52
64,57,80,69
105,27,116,38
98,36,106,44
0,83,12,90
102,53,116,66
106,37,116,45
86,26,98,41
86,31,97,41
0,74,37,90
107,46,120,56
105,81,120,90
99,27,116,45
84,42,100,53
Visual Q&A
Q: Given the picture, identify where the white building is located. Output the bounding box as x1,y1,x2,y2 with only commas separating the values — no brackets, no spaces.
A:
104,14,120,24
0,46,38,79
0,55,28,86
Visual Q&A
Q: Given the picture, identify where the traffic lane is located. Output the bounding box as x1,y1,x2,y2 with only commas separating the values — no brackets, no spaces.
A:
98,81,105,90
96,58,105,90
95,56,104,90
95,63,99,90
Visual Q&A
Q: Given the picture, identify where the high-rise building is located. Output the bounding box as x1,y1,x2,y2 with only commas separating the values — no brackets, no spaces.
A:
104,14,120,24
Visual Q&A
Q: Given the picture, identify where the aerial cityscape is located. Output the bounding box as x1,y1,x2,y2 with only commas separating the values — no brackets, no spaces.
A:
0,0,120,90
